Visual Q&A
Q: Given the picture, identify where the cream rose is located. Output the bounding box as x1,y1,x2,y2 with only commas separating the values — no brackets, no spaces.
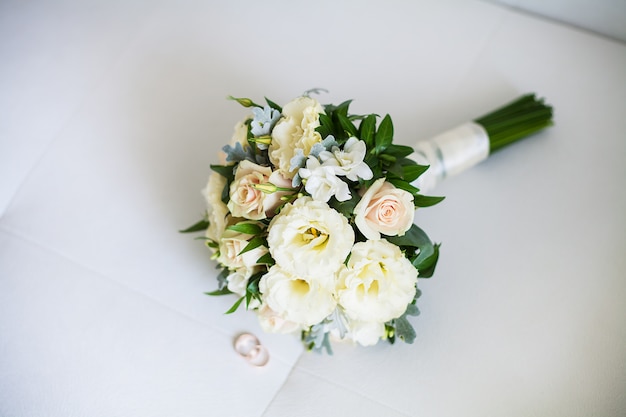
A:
202,172,229,244
227,160,290,220
259,265,337,327
269,96,324,178
267,196,354,279
337,239,417,323
216,223,268,271
354,178,415,240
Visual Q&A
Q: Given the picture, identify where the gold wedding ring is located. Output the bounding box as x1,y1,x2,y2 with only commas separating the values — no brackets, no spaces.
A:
234,333,269,366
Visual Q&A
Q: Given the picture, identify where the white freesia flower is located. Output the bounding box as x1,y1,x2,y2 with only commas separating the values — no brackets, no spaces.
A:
320,137,373,181
202,172,229,244
216,223,268,271
299,157,351,202
354,178,415,240
228,160,291,220
251,106,280,137
347,319,385,347
269,96,324,178
256,303,302,334
259,265,337,327
337,239,417,323
219,118,250,164
267,196,354,278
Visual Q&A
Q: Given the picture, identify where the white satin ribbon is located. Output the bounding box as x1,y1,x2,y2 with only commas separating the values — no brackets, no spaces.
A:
409,122,489,192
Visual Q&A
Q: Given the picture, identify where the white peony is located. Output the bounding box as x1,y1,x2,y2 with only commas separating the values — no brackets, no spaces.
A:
216,223,268,271
259,265,337,327
337,239,417,323
267,196,354,278
299,157,351,203
269,96,324,178
354,178,415,240
319,137,373,181
202,172,229,244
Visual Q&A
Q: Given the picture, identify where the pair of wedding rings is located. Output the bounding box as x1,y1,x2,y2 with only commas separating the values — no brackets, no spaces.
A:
234,333,269,366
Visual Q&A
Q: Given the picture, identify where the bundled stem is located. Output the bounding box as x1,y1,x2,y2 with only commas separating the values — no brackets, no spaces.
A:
474,93,553,153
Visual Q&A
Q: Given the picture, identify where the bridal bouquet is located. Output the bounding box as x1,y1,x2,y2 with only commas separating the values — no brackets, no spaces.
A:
183,91,552,353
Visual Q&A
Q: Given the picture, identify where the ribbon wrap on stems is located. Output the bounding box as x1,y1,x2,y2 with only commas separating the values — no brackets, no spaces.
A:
410,93,553,192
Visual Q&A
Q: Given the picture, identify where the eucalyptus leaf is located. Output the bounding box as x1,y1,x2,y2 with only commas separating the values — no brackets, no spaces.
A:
394,315,417,343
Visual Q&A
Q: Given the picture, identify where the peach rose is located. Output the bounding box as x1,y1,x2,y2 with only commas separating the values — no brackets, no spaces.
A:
354,178,414,240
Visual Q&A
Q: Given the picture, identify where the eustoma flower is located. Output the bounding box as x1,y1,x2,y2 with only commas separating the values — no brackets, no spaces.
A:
337,239,418,324
269,96,324,178
267,196,354,278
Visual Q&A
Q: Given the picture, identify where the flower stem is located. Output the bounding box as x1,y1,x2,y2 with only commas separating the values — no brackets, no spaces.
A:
474,93,553,153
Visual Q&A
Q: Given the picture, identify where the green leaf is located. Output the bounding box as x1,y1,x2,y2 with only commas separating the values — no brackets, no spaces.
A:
225,296,245,314
265,97,282,112
413,243,440,278
256,253,275,266
402,164,429,183
386,224,432,249
334,99,352,117
317,113,335,138
238,236,266,256
227,222,263,235
414,195,445,207
359,114,377,148
205,287,233,296
210,164,235,181
337,113,358,137
386,178,420,196
179,218,209,233
328,191,360,219
374,114,394,154
383,144,415,158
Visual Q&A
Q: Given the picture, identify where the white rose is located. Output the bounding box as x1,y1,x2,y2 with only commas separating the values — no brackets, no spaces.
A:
354,178,415,240
256,303,302,334
267,196,354,278
299,157,351,203
259,265,337,327
337,239,417,323
202,172,229,244
269,96,324,178
347,319,385,347
216,223,268,271
227,160,289,220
